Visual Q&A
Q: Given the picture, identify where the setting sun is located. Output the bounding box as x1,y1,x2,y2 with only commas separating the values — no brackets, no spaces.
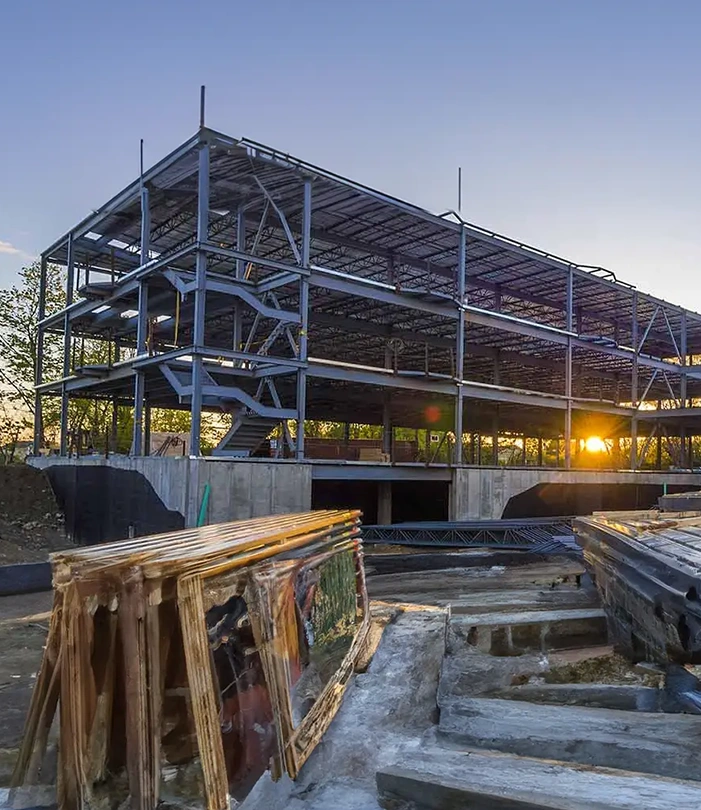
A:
585,436,607,453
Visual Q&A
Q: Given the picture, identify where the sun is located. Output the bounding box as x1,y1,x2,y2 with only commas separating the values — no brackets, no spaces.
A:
585,436,607,453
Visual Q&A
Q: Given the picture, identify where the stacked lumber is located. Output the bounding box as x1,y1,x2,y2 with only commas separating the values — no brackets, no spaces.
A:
11,510,368,810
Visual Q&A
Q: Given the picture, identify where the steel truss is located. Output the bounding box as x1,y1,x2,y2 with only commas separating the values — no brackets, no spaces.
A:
31,127,701,468
362,518,578,553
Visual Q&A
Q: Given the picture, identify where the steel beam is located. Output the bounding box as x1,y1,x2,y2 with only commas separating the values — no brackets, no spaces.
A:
32,256,48,454
131,179,150,456
296,178,312,459
454,227,466,464
59,236,75,455
565,267,573,469
681,310,688,407
631,290,639,405
190,141,209,456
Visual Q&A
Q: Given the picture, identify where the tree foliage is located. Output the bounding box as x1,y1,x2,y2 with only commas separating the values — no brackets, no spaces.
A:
0,260,218,454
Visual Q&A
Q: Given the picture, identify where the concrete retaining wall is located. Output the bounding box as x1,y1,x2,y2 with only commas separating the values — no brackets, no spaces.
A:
450,468,701,520
30,456,312,542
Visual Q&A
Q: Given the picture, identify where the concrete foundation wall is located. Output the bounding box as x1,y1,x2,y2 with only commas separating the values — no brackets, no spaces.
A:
450,468,701,520
30,456,312,540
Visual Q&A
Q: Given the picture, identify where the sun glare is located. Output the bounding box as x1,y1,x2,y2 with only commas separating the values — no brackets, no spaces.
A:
585,436,607,453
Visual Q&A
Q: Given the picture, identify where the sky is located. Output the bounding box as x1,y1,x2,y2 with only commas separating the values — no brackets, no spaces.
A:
2,0,701,307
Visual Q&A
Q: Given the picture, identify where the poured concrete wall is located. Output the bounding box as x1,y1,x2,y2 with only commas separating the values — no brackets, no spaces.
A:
450,468,701,520
30,456,312,542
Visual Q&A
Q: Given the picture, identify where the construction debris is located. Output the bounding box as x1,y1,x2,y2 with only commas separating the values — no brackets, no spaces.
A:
10,510,368,810
575,510,701,664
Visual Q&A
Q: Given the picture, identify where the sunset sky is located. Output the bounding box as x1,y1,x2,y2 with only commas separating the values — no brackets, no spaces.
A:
2,0,701,307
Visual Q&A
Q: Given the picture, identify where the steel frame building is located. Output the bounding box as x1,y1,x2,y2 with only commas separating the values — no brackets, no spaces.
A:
33,125,701,469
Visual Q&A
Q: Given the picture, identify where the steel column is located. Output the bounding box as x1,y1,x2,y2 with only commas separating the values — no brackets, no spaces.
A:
131,180,150,456
631,290,639,405
59,236,75,455
32,255,48,455
144,399,152,456
454,227,466,464
190,140,210,456
630,290,639,469
111,396,119,452
681,310,688,407
296,178,312,459
233,205,245,353
564,267,573,469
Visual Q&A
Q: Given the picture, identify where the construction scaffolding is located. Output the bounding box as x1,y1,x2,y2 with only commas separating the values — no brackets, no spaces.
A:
33,118,701,469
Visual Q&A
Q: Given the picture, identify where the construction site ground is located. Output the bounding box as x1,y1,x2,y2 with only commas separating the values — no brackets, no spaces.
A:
3,538,701,808
0,465,67,564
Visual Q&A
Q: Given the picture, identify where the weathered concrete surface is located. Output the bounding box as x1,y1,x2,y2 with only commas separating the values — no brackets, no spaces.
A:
368,558,586,609
377,748,701,810
242,609,446,810
498,683,665,712
455,608,608,656
451,468,701,520
30,456,312,531
438,697,701,781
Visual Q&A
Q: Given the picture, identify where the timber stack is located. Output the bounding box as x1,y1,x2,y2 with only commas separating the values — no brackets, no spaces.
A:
11,510,368,810
575,508,701,665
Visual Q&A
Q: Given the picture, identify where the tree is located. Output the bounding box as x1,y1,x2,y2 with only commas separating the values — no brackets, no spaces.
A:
0,260,220,455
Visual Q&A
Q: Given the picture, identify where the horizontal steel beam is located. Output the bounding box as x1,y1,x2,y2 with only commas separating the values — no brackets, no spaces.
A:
309,461,453,481
306,359,631,415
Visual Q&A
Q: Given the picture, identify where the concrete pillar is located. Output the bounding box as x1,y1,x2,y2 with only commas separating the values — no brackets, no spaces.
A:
378,481,392,525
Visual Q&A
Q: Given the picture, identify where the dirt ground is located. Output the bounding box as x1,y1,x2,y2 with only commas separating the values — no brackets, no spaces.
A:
0,465,68,564
0,591,54,784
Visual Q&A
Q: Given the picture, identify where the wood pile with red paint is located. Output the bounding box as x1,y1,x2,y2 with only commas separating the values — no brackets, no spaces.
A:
10,510,368,810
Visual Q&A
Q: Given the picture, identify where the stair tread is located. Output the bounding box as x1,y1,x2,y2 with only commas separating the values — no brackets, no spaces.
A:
377,747,701,809
438,696,701,782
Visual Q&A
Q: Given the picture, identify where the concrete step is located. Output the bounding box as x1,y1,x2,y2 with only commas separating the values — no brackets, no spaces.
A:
453,608,608,656
376,748,701,810
438,696,701,782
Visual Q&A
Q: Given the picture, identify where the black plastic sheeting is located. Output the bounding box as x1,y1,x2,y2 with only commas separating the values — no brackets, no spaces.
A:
0,561,51,595
44,465,184,545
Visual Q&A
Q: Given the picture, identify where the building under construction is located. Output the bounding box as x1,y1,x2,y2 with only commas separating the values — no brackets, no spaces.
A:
30,122,701,526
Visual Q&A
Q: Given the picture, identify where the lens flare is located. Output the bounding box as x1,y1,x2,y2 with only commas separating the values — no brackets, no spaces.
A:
585,436,607,453
424,405,441,424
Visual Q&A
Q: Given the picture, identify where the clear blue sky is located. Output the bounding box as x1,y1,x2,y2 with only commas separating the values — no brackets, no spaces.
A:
2,0,701,307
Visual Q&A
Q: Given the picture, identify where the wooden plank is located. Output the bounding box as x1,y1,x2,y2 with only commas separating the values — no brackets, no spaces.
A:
177,575,229,810
11,589,64,787
439,697,701,782
377,748,701,810
120,569,153,810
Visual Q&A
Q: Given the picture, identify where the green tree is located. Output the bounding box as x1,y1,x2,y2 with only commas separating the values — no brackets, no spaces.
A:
0,260,218,454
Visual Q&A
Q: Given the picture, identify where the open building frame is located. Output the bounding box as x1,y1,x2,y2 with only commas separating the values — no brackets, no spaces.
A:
33,125,701,469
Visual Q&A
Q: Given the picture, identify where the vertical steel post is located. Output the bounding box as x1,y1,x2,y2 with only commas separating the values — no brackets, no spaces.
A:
144,399,152,457
111,396,119,452
296,178,312,459
190,139,210,457
382,344,392,459
681,310,688,408
59,236,75,455
564,267,574,469
454,227,466,464
656,425,662,469
33,255,48,455
630,291,639,468
132,180,150,455
233,205,245,353
492,413,499,465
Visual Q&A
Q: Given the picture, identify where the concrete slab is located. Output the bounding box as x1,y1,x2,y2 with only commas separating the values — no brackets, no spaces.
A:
438,697,701,781
497,683,664,712
377,748,701,810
